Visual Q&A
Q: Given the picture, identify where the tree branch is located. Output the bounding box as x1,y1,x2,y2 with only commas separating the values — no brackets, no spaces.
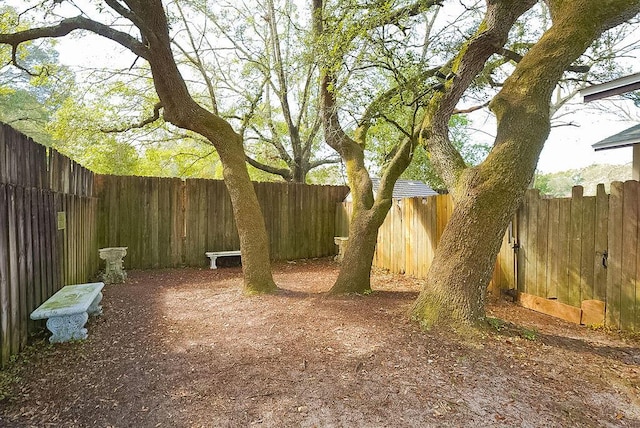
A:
0,16,150,61
245,155,293,181
453,101,490,114
309,156,341,169
101,102,163,133
420,0,538,194
498,47,590,73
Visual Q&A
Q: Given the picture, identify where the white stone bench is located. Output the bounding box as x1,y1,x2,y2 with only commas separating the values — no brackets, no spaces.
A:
30,282,105,343
205,250,241,269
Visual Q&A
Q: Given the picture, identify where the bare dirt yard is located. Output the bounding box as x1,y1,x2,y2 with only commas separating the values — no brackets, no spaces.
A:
1,258,639,427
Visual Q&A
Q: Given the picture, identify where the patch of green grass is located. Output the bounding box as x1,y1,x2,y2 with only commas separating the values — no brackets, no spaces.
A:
520,328,538,341
486,317,507,332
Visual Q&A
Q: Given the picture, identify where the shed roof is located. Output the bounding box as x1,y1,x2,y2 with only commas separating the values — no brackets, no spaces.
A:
344,178,438,201
580,72,640,103
592,123,640,151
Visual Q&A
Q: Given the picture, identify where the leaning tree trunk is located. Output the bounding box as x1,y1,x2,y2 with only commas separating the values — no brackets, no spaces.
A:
215,130,278,294
330,201,391,294
412,0,640,327
140,1,277,294
411,169,530,326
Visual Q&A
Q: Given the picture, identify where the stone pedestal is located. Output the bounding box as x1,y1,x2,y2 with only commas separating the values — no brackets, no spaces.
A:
99,247,128,284
334,237,349,263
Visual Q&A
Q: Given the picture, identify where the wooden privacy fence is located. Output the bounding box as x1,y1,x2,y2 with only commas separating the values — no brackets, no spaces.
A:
335,195,515,294
95,175,349,268
337,183,639,331
519,184,639,331
0,123,98,367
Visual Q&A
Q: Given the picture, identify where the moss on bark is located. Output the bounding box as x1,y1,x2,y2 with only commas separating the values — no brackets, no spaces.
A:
412,0,640,329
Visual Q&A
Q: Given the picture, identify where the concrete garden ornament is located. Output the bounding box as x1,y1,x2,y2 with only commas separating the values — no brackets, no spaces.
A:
98,247,128,284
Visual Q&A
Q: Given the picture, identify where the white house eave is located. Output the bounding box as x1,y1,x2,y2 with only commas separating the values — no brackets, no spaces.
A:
580,72,640,102
592,138,640,151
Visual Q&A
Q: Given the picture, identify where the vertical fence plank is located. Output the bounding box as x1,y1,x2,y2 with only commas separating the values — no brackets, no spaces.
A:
404,199,415,276
535,197,549,297
580,196,597,301
525,190,539,296
0,185,10,366
594,184,609,302
620,181,638,330
607,182,624,328
567,186,584,307
16,186,28,349
635,182,640,331
157,178,170,268
517,190,530,293
29,188,42,332
7,185,20,357
556,198,571,303
546,199,560,299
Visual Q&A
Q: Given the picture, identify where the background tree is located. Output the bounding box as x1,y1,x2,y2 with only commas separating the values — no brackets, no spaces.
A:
0,5,71,144
534,164,632,197
167,0,339,183
0,0,277,293
47,77,225,177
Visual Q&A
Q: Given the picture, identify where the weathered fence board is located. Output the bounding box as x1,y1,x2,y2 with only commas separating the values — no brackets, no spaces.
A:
607,182,624,328
0,184,11,365
95,176,349,269
620,181,638,331
336,194,509,295
1,124,101,367
594,184,609,301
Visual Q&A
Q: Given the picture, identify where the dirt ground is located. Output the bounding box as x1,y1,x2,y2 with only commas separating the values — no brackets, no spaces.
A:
0,258,639,427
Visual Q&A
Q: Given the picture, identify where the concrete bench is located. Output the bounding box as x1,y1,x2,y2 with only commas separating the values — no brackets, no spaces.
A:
205,250,241,269
30,282,105,343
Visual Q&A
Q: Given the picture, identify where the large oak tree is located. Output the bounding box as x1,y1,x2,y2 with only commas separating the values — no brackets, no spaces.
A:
316,0,640,326
0,0,277,294
411,0,640,327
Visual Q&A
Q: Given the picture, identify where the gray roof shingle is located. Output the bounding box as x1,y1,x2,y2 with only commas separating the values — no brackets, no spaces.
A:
592,123,640,151
345,178,438,201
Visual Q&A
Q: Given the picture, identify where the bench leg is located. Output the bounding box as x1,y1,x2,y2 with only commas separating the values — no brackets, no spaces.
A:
46,312,89,343
88,292,103,316
209,256,218,269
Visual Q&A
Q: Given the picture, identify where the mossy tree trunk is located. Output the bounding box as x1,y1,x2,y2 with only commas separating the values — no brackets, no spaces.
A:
318,66,417,293
412,0,640,327
313,0,457,294
138,1,277,294
316,0,537,295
